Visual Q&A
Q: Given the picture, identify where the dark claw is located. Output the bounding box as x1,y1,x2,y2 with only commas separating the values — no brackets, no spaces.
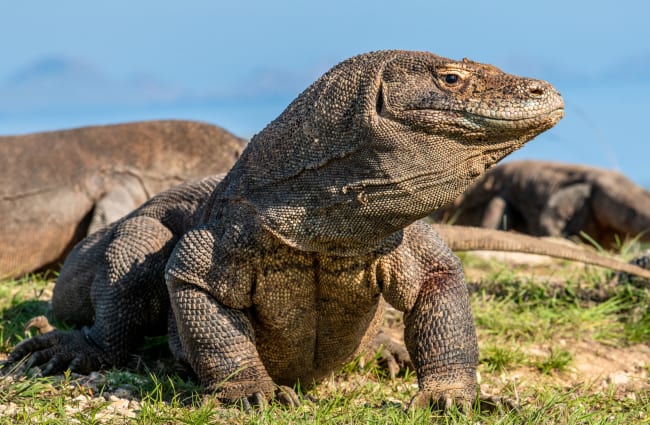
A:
408,393,467,412
275,385,300,407
24,316,56,335
68,356,83,373
251,392,267,408
376,348,400,380
365,329,413,379
240,397,252,413
215,386,299,411
40,361,55,377
29,348,56,368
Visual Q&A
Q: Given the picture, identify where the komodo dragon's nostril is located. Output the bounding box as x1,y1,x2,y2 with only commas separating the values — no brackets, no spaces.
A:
528,83,544,97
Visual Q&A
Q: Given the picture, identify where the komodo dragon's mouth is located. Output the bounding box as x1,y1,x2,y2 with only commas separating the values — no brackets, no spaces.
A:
402,104,564,121
466,107,565,129
398,107,564,135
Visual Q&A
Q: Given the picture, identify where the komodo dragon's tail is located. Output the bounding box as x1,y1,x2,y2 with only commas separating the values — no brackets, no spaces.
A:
431,224,650,281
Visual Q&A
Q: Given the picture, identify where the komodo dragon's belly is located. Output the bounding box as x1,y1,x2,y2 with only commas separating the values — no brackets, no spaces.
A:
250,252,384,386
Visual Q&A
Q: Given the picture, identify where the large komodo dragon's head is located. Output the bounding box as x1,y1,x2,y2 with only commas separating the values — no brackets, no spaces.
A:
222,50,564,254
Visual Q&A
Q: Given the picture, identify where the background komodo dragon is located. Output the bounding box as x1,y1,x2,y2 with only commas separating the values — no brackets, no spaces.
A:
0,120,246,279
7,176,650,395
432,160,650,248
4,50,565,410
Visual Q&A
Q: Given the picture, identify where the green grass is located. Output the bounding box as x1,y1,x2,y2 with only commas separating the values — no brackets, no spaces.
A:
1,370,647,424
0,274,53,350
0,261,649,424
480,343,526,373
533,348,573,375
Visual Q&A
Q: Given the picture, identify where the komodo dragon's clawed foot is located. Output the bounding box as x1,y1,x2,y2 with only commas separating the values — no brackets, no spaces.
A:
616,250,650,287
228,392,268,413
363,330,413,379
407,389,473,413
406,368,478,413
476,394,520,413
273,385,301,407
6,329,110,376
408,389,519,414
210,384,300,411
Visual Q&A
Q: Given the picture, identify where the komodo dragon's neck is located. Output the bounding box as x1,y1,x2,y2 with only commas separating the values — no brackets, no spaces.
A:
211,51,564,255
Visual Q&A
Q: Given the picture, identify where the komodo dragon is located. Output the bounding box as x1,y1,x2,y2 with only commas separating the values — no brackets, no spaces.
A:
4,50,566,410
432,160,650,248
0,120,246,279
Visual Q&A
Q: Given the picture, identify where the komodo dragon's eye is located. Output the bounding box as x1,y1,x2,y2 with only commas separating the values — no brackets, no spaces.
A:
443,73,460,85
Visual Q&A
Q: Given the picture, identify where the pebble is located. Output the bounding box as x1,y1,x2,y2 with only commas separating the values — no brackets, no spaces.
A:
607,372,630,386
112,387,134,400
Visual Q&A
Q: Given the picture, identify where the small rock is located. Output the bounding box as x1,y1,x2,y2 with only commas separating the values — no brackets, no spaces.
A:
109,398,130,409
112,387,134,400
0,402,18,415
72,394,87,404
607,372,630,386
88,371,106,383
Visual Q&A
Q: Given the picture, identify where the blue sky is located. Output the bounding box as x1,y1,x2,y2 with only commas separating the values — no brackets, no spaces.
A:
1,0,649,184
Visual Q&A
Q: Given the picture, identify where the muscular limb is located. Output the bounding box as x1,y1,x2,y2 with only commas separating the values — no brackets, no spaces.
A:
480,196,508,229
381,223,478,410
539,183,591,237
403,262,478,410
167,277,275,401
591,179,650,242
7,216,175,375
165,227,297,408
51,227,110,326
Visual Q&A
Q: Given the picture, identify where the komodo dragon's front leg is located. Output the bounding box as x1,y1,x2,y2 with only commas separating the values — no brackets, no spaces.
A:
165,225,299,408
8,216,175,374
380,222,478,409
166,278,277,406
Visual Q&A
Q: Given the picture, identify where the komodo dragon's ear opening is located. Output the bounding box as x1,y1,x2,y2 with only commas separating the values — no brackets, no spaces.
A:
369,54,401,122
375,83,385,115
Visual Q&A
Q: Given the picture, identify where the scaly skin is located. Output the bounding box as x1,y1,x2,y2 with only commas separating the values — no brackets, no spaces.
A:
165,50,564,408
432,160,650,248
0,120,245,279
7,50,565,410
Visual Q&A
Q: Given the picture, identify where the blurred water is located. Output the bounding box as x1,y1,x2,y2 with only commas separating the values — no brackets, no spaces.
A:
1,82,648,187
